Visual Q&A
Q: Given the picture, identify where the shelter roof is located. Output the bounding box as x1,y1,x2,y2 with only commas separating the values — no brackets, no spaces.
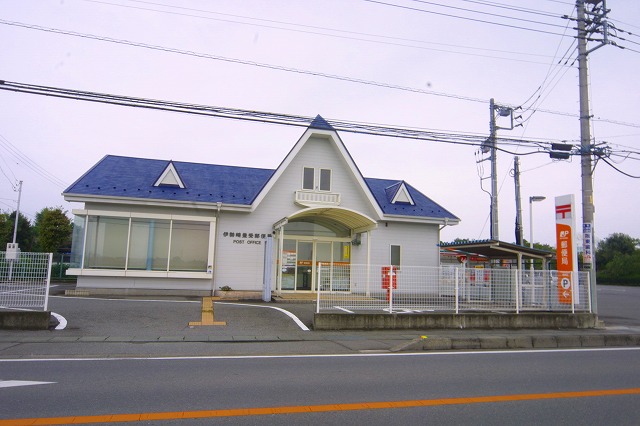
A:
440,239,554,260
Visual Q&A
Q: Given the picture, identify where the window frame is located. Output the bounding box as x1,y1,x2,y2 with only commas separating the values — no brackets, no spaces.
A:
68,209,215,279
319,168,332,192
301,167,332,192
302,167,315,190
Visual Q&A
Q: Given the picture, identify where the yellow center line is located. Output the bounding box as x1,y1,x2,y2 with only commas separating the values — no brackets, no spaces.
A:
3,387,639,425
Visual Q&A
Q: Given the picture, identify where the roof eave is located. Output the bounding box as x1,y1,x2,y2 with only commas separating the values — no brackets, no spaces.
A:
381,214,460,225
63,193,253,211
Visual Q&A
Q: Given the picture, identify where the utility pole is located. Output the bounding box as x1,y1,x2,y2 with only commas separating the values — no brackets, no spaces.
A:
488,98,515,242
513,157,523,246
489,98,498,241
576,0,609,313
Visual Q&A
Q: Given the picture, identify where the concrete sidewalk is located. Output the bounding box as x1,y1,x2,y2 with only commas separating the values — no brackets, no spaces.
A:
1,326,639,356
1,290,639,358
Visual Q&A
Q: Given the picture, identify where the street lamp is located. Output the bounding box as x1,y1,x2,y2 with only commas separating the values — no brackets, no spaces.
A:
529,196,546,305
529,196,546,250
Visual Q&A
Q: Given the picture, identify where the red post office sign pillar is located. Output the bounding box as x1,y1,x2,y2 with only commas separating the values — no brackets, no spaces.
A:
555,194,579,305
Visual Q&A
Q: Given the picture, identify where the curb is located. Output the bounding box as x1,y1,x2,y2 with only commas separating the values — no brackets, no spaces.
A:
399,333,640,352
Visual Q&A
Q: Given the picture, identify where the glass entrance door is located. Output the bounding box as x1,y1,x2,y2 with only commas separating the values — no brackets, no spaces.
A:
279,240,347,292
296,241,313,290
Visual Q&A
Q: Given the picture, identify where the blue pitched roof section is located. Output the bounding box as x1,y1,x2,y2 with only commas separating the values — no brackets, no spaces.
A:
64,155,274,205
365,178,459,220
65,156,457,219
65,155,457,219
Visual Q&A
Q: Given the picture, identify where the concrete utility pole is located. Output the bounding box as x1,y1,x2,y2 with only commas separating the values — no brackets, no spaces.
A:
576,0,609,313
513,157,523,246
489,98,499,241
488,99,515,242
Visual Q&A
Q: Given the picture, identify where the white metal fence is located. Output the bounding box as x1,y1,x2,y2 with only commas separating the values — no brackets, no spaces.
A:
0,252,53,311
316,264,591,314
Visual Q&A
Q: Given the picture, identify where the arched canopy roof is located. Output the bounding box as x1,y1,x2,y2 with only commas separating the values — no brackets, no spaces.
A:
274,207,377,234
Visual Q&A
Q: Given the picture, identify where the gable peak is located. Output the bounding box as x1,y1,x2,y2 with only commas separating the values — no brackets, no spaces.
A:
154,161,185,189
386,181,415,205
309,115,335,131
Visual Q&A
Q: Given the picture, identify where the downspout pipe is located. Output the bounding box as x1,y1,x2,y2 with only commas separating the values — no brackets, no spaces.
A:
211,202,222,296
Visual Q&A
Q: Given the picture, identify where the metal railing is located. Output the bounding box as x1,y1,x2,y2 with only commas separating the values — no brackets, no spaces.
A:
316,264,591,314
0,252,53,311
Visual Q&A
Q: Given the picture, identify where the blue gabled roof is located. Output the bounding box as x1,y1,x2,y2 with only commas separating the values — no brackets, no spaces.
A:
64,155,274,205
65,155,457,220
365,178,459,220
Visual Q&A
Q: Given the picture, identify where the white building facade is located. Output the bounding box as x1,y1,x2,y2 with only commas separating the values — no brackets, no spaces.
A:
64,116,459,296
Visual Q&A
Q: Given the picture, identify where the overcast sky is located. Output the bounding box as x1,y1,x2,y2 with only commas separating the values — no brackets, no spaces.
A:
1,0,638,246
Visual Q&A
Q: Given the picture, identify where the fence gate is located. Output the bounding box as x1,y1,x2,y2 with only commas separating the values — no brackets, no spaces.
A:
0,251,53,311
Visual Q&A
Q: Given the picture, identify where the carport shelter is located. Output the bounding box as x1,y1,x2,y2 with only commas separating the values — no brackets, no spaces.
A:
440,239,554,268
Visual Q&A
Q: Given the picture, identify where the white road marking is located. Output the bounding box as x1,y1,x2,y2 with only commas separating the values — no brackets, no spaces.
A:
51,312,67,330
0,347,638,363
215,302,310,331
0,380,56,388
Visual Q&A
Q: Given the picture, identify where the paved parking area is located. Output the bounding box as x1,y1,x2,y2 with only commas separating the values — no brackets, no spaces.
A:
45,295,316,336
0,284,639,358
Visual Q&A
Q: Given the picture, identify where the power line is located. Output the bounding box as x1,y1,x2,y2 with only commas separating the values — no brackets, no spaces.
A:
363,0,570,36
2,79,635,179
599,157,640,179
407,0,567,28
517,6,577,120
457,0,562,18
2,19,638,129
0,79,560,155
0,132,68,188
81,0,559,63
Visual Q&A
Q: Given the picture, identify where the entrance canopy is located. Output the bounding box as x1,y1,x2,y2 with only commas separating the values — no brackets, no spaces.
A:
440,239,554,263
274,207,378,234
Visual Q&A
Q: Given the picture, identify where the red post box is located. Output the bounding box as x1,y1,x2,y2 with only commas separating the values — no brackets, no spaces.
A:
381,266,398,289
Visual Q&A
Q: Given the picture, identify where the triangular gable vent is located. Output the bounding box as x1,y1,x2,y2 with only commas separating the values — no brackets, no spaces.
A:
154,161,185,188
390,182,415,205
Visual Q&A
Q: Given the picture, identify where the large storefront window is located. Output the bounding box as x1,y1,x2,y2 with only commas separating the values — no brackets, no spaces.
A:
69,215,86,268
76,214,211,273
84,217,129,269
128,219,170,271
170,221,209,272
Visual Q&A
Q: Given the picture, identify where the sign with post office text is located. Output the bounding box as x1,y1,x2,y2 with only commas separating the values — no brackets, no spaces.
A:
555,195,579,304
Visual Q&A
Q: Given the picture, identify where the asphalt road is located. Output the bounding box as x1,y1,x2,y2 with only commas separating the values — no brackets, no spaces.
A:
1,348,639,425
1,285,639,424
596,285,640,327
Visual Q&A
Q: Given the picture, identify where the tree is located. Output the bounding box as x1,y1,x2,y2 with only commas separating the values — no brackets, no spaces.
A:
0,211,35,251
596,233,639,271
602,252,640,280
596,233,640,286
34,207,73,253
